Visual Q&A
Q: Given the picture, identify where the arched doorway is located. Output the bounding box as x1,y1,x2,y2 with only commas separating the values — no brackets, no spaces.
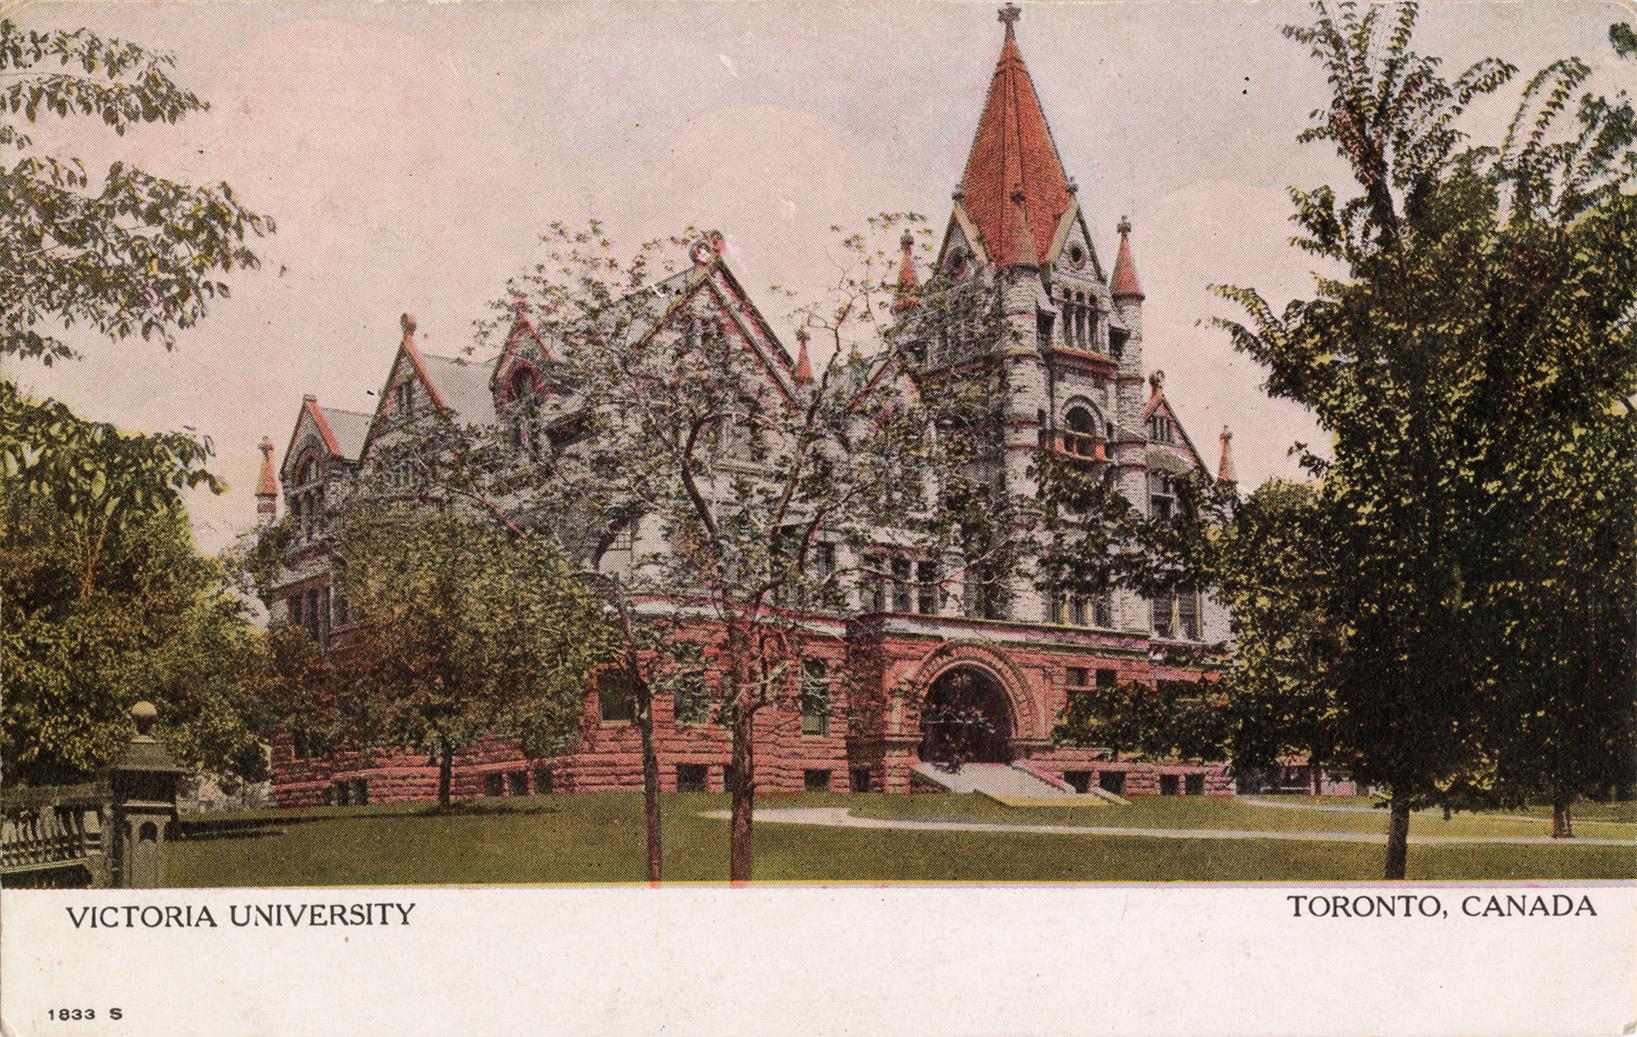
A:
918,666,1014,766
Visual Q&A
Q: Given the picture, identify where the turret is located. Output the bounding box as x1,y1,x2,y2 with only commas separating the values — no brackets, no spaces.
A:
1217,426,1237,487
892,231,919,314
793,327,815,387
256,436,279,524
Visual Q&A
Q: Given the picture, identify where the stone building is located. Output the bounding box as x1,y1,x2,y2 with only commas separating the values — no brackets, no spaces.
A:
257,6,1252,807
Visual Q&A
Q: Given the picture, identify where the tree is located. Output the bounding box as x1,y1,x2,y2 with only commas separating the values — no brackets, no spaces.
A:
1,460,276,787
1210,2,1637,876
1,17,275,787
515,220,1019,880
385,217,1018,880
1,18,272,367
1213,480,1343,797
329,501,619,808
1052,677,1228,770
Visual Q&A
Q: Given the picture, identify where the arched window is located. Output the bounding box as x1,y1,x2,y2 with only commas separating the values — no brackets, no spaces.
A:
1062,405,1101,458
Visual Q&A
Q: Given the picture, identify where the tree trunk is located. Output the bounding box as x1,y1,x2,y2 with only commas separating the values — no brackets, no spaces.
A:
1384,792,1412,880
636,672,663,882
1551,798,1573,840
728,700,755,884
1311,764,1323,798
437,741,454,809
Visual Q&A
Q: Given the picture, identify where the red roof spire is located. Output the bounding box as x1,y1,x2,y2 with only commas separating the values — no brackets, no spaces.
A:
1111,216,1144,300
892,230,920,313
793,327,814,386
959,4,1072,269
256,436,279,497
1217,426,1237,486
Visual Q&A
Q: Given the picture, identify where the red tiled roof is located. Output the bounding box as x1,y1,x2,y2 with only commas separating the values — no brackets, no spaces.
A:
304,397,341,455
1111,217,1144,300
959,14,1072,269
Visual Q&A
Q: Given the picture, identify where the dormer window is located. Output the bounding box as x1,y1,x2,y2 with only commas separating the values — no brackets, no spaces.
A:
393,381,414,418
1066,243,1087,270
1148,413,1175,444
508,367,540,454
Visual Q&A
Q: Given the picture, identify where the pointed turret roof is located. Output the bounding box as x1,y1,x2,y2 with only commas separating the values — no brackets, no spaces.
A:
1217,427,1237,485
958,4,1072,269
1111,216,1144,300
256,437,279,497
892,231,919,313
793,327,815,386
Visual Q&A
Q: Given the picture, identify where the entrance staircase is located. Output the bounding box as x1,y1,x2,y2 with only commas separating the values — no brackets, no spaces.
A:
910,762,1125,807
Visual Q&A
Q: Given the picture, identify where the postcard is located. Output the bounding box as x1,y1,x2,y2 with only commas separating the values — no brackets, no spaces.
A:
2,1,1633,1034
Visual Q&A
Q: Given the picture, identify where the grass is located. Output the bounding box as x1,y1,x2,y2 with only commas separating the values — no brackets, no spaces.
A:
163,792,1637,887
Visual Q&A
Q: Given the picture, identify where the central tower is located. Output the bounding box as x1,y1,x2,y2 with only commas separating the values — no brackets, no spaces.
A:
934,3,1149,624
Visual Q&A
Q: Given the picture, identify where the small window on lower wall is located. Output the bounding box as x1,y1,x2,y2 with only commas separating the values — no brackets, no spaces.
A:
534,768,555,794
1185,773,1205,796
721,765,738,794
1064,770,1092,793
804,769,832,792
484,773,504,797
850,767,873,793
598,669,637,723
1098,770,1126,795
1159,774,1180,796
508,771,529,796
351,779,368,805
676,763,709,793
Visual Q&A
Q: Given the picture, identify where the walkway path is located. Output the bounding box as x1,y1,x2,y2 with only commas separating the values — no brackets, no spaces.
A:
1240,797,1637,829
698,807,1637,847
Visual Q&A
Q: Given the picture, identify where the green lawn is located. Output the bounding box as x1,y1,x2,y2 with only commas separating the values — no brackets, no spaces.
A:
165,793,1637,887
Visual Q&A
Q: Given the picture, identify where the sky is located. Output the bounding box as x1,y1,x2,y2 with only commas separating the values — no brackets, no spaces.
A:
8,0,1633,553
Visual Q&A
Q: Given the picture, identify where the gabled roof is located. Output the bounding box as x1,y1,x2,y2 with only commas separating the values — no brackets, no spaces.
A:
319,405,372,459
490,300,554,390
1141,374,1208,477
958,9,1073,269
419,352,498,427
282,396,372,477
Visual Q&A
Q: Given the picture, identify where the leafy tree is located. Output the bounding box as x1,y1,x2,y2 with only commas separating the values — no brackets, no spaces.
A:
330,501,619,808
1052,677,1228,767
1,17,274,788
1210,2,1637,876
1214,481,1346,796
1,470,275,787
1,18,272,367
381,217,1019,880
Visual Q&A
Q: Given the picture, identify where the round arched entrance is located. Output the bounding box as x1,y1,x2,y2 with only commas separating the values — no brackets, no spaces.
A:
917,666,1015,765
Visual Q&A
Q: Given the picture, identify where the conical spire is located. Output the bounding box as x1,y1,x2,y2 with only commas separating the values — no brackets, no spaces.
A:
1111,216,1144,300
793,327,814,386
256,436,279,520
892,230,920,313
1217,427,1237,486
958,4,1072,268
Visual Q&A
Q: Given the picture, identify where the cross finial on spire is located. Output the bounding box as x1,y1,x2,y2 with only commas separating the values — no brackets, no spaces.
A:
998,3,1021,34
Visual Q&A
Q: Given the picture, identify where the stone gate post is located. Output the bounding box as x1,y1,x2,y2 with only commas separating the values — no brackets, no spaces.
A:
104,701,186,889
